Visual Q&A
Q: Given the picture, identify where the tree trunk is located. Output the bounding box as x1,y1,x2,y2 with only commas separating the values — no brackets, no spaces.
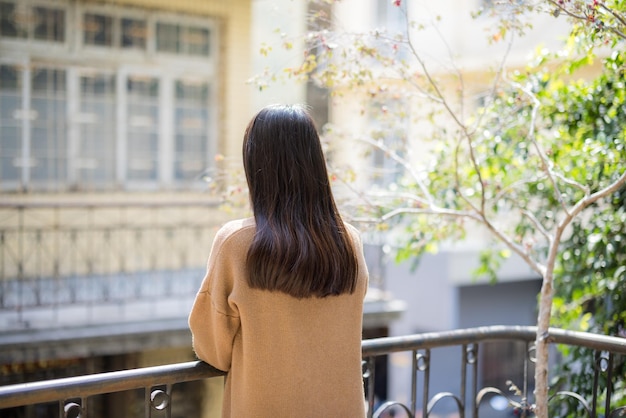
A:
534,268,554,418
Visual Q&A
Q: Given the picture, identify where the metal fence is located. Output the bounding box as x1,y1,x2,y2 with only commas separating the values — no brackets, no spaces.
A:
0,326,625,418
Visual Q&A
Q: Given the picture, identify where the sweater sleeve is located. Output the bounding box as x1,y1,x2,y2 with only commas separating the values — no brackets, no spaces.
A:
188,225,242,372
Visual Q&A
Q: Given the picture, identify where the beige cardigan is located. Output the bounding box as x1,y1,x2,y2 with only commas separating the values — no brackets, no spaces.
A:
189,217,369,418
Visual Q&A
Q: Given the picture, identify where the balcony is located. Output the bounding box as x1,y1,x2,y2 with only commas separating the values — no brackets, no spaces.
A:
1,200,624,417
0,326,625,417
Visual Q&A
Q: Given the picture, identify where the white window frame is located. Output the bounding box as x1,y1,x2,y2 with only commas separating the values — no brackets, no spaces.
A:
0,0,219,192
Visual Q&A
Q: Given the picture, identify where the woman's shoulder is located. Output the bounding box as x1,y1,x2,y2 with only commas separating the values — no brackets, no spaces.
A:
343,221,363,245
213,217,256,250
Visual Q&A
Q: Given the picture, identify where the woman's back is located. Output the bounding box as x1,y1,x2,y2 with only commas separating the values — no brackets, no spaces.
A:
189,218,368,417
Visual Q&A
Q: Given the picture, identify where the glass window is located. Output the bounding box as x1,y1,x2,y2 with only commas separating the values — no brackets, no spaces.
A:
121,17,146,50
156,22,211,56
174,80,209,180
84,13,113,47
78,74,116,186
33,6,65,42
186,26,210,56
0,3,217,191
31,68,67,184
0,65,22,182
156,22,180,54
126,77,159,181
0,1,27,38
0,2,17,37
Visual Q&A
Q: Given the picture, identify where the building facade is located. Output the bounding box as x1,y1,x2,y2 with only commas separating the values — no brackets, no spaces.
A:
0,2,405,417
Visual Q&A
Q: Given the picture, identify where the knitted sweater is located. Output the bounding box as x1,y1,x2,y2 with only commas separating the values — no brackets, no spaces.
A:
189,217,369,418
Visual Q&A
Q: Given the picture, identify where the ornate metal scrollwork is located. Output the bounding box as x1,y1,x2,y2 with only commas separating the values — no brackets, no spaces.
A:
476,385,535,417
373,401,414,418
548,391,592,417
465,344,477,365
150,388,170,411
415,351,429,372
63,401,82,418
609,406,626,417
362,359,371,379
426,391,464,416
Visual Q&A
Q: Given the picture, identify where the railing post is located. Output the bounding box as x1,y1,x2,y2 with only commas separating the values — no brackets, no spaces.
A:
468,344,478,418
364,357,376,418
604,352,613,418
410,349,417,417
421,349,430,418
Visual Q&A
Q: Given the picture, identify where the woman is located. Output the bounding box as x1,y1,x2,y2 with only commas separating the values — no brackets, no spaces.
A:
189,104,369,417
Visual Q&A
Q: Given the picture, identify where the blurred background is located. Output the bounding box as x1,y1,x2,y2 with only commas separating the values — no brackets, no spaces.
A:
0,0,574,416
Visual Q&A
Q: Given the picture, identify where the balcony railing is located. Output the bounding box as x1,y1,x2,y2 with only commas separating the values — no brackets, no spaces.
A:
1,326,625,418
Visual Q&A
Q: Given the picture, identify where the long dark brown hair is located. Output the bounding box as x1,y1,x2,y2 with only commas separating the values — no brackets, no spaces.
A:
242,104,358,298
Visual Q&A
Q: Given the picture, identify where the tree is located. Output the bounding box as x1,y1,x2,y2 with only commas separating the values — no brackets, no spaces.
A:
250,1,626,416
549,49,626,415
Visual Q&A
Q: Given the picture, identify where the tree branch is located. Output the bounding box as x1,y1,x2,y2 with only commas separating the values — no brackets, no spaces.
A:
558,170,626,230
512,79,571,216
521,209,552,243
355,135,436,208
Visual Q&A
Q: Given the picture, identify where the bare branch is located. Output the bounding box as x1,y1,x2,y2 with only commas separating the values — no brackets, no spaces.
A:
479,213,547,277
558,170,626,230
453,136,483,215
521,209,552,243
598,3,626,39
380,208,481,222
470,31,516,137
552,171,589,195
512,79,570,215
545,0,626,40
355,135,436,207
365,190,431,207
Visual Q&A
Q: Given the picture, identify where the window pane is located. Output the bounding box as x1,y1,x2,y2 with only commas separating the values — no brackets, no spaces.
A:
0,65,22,183
174,80,209,180
186,27,210,56
127,77,159,181
31,68,67,185
121,18,146,50
84,13,113,47
79,74,116,186
156,22,180,53
0,2,26,38
33,6,65,42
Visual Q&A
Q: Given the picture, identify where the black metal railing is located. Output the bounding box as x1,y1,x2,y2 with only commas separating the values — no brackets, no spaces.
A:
1,326,624,418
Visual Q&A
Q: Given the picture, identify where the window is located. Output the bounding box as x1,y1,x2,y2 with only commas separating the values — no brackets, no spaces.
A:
174,80,210,180
0,1,217,191
0,65,68,187
126,77,159,181
0,1,65,42
31,68,67,184
0,1,26,38
121,18,147,50
156,22,210,56
83,13,113,47
77,73,116,186
0,65,22,183
82,10,148,51
367,100,407,187
373,0,409,62
33,6,65,42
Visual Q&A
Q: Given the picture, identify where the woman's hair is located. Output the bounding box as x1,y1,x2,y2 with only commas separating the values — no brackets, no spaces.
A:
242,104,358,298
